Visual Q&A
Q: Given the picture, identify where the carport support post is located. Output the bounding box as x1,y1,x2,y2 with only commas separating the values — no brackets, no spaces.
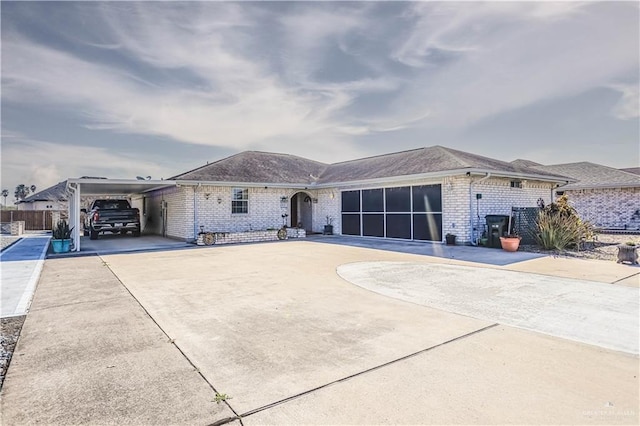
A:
68,183,81,252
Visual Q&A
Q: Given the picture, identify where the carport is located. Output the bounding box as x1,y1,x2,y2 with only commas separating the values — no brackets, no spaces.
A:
66,178,177,252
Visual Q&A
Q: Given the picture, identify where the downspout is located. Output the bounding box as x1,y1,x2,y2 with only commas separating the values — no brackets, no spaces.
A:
468,172,491,246
193,183,201,242
67,183,79,251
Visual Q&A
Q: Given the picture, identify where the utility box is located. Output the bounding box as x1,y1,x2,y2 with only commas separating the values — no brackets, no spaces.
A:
485,215,510,248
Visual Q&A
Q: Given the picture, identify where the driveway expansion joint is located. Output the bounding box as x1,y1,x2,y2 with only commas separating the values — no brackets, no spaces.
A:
236,323,499,421
611,270,640,284
29,296,124,313
99,255,244,424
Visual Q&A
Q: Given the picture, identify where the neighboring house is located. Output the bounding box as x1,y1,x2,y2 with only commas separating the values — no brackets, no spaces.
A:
16,177,112,212
16,181,68,211
620,167,640,175
139,146,570,244
513,161,640,230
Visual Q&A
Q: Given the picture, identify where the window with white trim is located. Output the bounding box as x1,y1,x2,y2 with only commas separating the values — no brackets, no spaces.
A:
232,188,248,214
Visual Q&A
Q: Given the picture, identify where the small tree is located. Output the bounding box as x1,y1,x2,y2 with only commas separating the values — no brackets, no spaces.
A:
1,189,8,207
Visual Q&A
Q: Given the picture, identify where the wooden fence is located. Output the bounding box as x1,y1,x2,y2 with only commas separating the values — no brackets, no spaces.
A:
0,210,58,230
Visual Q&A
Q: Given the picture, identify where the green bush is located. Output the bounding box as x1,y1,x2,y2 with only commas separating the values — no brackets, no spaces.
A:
535,195,593,250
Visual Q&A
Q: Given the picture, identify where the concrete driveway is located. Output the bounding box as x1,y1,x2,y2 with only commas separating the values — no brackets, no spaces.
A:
2,240,638,424
337,261,639,354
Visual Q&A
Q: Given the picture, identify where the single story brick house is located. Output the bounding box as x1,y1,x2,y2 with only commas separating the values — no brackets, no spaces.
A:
513,161,640,230
16,181,68,211
136,146,570,244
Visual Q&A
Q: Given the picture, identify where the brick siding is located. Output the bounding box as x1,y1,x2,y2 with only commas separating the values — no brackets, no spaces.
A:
144,175,556,243
564,187,640,229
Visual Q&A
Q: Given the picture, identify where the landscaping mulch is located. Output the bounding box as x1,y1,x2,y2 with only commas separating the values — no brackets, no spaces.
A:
519,233,639,262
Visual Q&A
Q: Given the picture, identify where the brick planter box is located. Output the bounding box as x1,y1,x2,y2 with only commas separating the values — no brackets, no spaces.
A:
200,228,306,246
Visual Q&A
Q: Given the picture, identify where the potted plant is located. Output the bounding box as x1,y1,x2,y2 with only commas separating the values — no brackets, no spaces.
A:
500,233,521,252
616,241,638,265
323,216,334,235
51,220,73,253
445,233,456,245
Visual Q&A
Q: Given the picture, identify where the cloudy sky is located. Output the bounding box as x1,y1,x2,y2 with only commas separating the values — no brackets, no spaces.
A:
1,1,638,198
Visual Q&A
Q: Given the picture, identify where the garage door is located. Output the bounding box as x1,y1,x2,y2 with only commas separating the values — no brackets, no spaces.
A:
341,185,442,241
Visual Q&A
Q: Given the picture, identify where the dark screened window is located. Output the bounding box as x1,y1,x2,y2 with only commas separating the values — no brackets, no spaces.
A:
386,214,411,239
342,214,361,235
232,188,248,214
412,213,442,241
341,191,360,212
385,187,411,212
412,185,442,213
363,214,384,237
362,189,384,212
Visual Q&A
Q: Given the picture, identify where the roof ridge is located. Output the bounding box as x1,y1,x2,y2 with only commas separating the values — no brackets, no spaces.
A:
169,151,250,179
327,146,429,166
433,145,472,168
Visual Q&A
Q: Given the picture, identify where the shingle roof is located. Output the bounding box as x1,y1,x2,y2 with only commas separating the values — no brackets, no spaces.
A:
316,146,568,183
170,151,328,185
620,167,640,175
19,181,68,203
531,162,640,189
511,159,542,168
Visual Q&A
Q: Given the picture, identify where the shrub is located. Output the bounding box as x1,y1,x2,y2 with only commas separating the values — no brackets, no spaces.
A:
52,220,73,240
535,195,593,250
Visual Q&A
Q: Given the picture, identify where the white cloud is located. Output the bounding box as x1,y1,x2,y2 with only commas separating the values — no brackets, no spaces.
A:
608,83,640,120
1,0,638,176
387,1,639,127
0,132,168,193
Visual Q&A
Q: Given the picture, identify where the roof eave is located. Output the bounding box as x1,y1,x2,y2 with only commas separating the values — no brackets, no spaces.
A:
172,180,314,189
559,183,640,191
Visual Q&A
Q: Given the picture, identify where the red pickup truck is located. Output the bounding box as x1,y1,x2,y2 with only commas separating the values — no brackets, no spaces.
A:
82,199,141,240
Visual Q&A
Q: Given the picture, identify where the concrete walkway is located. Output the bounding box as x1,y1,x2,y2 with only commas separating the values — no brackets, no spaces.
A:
0,255,239,425
338,261,640,354
1,235,50,318
311,234,546,265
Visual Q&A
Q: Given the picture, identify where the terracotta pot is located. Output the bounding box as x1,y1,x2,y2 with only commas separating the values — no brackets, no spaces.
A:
500,236,521,252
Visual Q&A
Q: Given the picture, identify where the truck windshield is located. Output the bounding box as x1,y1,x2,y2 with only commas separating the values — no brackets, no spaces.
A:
94,200,130,209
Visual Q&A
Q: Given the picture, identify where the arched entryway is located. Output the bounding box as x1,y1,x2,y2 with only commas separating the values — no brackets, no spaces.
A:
290,192,313,233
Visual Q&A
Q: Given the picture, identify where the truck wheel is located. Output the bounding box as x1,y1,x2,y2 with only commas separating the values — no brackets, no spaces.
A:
90,230,99,240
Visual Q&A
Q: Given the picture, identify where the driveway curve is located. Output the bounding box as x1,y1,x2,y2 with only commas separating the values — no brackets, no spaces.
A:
337,261,639,355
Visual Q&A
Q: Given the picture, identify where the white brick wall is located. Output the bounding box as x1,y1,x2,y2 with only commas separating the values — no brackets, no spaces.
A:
144,176,556,243
136,187,191,240
195,186,296,235
471,177,553,242
564,187,640,229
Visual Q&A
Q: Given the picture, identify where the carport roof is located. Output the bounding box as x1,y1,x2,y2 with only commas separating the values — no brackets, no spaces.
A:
66,178,177,195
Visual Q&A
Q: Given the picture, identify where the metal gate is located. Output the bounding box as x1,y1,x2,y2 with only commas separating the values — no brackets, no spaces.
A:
511,207,540,245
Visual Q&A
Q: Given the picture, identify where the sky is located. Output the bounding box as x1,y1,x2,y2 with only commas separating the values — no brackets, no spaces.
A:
1,1,639,199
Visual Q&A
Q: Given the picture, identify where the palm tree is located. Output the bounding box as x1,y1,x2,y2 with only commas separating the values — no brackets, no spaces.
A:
14,184,30,201
1,189,8,207
30,185,37,193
